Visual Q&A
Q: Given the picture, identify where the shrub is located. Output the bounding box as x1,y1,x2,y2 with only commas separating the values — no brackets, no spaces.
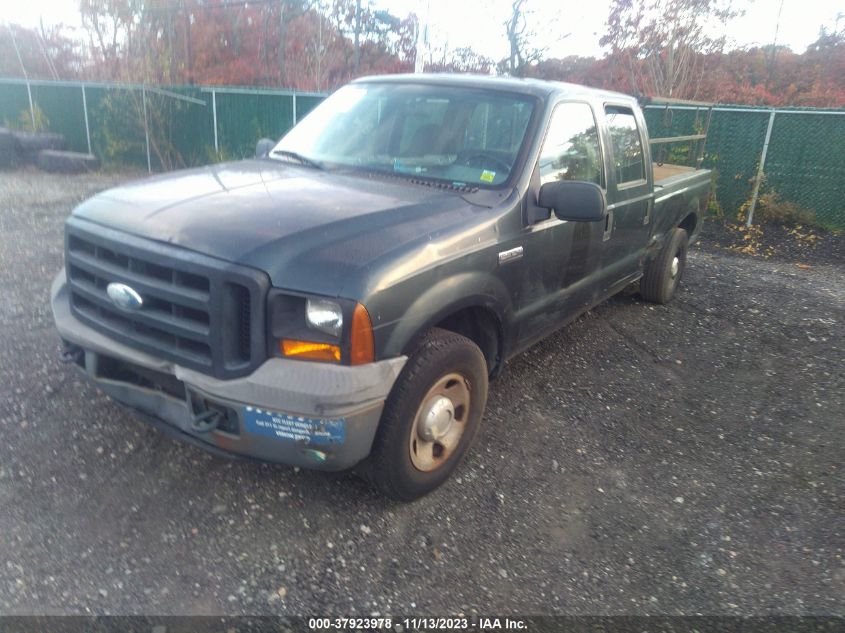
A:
754,191,817,226
4,104,50,133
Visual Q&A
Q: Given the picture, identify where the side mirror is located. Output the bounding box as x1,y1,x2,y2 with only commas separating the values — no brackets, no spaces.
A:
255,138,275,158
538,180,607,222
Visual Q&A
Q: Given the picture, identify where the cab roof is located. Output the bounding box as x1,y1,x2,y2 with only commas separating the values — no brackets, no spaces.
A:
352,73,637,105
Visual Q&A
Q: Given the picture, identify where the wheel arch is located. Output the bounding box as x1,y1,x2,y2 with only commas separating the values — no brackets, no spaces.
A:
430,305,505,377
678,198,702,243
380,273,512,378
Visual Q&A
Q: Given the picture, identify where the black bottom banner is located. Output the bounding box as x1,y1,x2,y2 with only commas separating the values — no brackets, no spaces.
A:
0,616,843,633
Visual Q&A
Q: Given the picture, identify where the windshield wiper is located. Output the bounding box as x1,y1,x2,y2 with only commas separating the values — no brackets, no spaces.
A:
360,168,479,193
270,149,323,169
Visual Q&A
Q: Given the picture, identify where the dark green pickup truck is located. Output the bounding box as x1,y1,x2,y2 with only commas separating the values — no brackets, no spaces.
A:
52,74,711,500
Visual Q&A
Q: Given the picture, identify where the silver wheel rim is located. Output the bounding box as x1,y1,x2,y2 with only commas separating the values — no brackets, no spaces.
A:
670,255,680,279
409,373,471,472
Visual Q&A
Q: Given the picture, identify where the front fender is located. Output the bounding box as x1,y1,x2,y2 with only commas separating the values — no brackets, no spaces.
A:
377,271,514,360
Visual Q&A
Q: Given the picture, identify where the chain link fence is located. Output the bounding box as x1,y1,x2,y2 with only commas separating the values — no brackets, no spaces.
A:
644,103,845,229
1,78,843,229
0,78,325,172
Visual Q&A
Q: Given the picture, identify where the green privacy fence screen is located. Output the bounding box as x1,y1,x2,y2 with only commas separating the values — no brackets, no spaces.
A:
644,103,845,229
1,78,843,228
0,78,325,173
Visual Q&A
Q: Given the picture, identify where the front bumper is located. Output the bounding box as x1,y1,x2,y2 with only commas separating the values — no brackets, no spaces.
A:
51,270,407,471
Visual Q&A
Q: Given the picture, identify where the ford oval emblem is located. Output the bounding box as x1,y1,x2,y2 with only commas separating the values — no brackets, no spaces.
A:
106,282,144,311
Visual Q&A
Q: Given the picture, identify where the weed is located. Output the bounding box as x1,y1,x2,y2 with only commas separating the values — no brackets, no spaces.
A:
754,192,817,226
4,105,50,133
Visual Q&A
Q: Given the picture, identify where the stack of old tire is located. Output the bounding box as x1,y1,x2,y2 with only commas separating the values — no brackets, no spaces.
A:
0,128,100,173
0,128,16,169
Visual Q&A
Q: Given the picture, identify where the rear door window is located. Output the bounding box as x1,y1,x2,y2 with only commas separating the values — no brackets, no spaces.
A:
604,105,645,185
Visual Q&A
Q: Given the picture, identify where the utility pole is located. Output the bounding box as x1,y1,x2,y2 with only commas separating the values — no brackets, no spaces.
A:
186,10,193,84
414,0,429,73
180,0,193,84
766,0,786,89
354,0,361,73
316,10,322,91
279,0,288,86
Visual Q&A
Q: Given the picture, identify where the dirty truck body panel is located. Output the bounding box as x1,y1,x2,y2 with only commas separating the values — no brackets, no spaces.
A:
52,74,711,477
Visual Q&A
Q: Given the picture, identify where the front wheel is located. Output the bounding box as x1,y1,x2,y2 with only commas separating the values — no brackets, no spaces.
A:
640,227,688,304
362,328,488,501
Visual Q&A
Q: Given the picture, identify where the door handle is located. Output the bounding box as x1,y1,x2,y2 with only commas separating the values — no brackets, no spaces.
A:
603,210,614,241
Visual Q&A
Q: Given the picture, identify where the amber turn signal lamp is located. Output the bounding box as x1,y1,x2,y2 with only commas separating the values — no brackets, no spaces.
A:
281,339,341,363
350,303,375,365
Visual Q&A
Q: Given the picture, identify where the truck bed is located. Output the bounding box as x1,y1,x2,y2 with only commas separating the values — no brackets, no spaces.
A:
651,163,712,243
653,162,711,196
654,163,699,184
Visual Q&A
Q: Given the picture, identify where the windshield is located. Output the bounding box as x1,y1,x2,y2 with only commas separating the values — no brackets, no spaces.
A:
272,83,536,188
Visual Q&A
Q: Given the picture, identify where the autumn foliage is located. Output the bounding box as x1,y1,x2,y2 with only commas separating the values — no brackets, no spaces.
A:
0,0,843,107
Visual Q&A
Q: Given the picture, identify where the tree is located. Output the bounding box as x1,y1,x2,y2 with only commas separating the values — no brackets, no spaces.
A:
426,47,494,75
4,0,840,107
79,0,146,80
601,0,742,99
502,0,544,77
0,23,84,81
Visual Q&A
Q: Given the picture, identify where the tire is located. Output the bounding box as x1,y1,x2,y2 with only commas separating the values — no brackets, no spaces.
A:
640,227,688,304
13,132,65,164
362,328,489,501
37,150,100,174
0,128,17,169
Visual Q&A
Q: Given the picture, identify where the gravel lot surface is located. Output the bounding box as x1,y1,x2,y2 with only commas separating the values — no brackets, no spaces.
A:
0,169,843,616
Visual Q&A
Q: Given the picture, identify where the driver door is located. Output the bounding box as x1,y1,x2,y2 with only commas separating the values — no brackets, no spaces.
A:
514,101,608,349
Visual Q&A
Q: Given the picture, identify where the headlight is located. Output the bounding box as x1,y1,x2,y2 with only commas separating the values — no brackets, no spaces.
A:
305,298,343,337
269,292,373,365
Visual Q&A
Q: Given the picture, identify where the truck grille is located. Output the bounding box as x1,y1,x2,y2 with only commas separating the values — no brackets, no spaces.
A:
65,220,269,379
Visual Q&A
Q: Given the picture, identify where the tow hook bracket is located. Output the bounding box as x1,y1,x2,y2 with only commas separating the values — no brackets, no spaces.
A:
190,409,222,433
60,344,84,365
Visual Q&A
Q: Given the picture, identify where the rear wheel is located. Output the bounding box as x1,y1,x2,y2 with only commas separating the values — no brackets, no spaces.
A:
362,328,488,501
640,227,688,304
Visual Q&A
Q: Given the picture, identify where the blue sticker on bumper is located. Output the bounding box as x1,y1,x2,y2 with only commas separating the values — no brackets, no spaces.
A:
243,406,345,445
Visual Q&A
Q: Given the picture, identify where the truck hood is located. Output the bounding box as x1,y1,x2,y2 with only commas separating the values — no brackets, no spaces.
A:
71,160,487,297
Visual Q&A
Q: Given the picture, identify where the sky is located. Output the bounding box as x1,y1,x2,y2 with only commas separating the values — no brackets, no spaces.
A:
2,0,843,61
385,0,845,61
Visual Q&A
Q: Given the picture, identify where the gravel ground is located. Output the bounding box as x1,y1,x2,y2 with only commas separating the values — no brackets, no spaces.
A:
0,169,843,616
703,218,844,266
